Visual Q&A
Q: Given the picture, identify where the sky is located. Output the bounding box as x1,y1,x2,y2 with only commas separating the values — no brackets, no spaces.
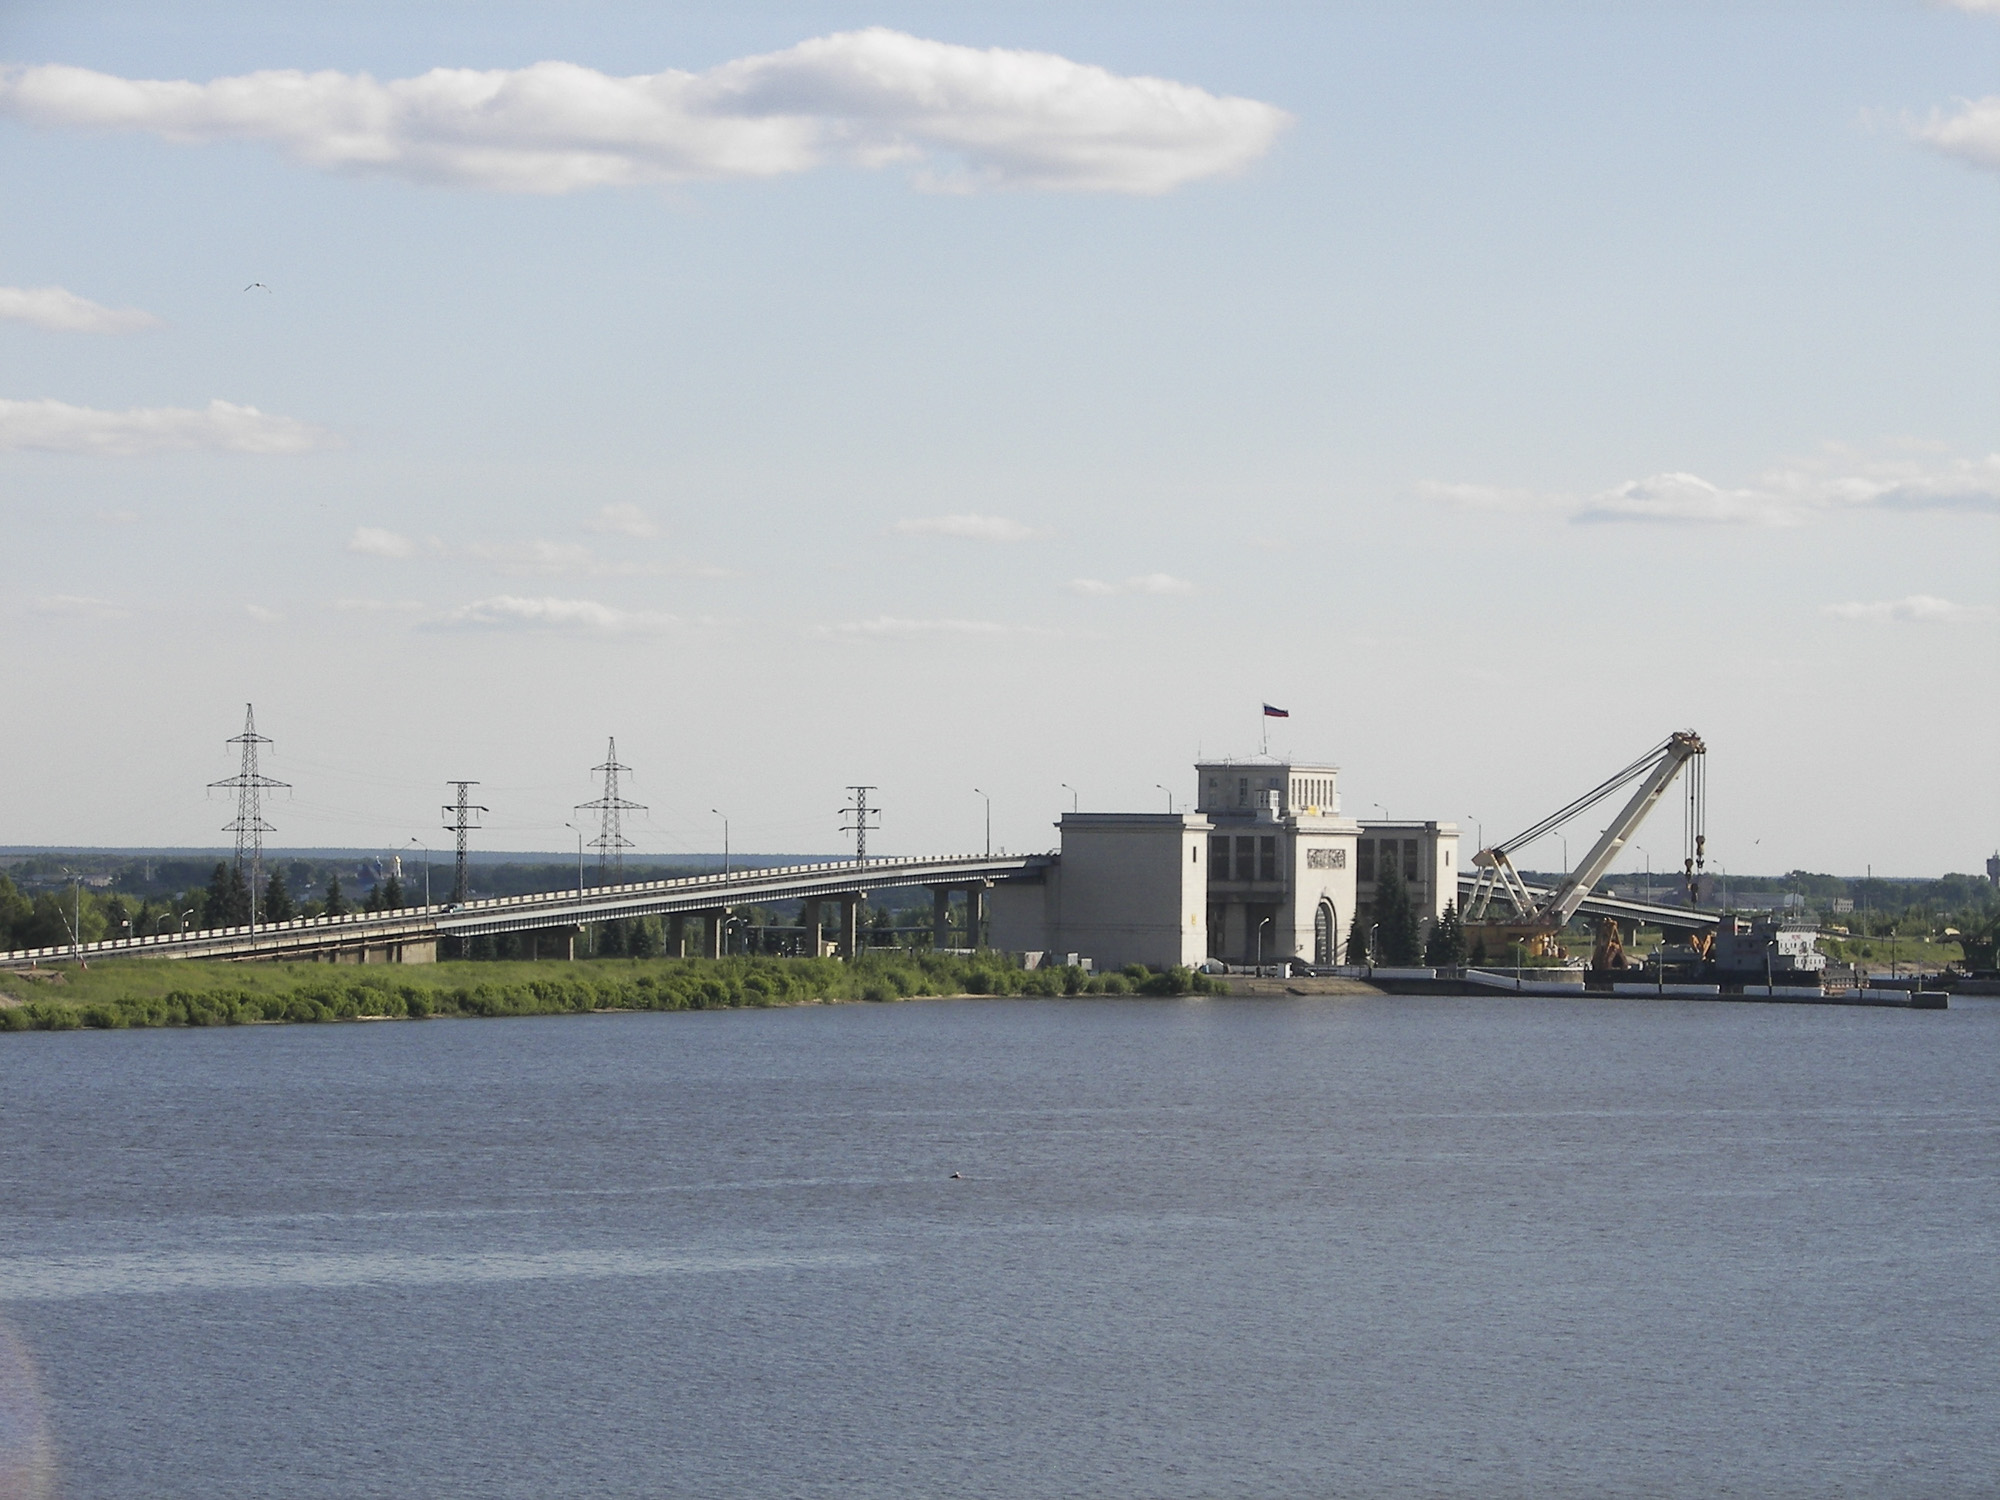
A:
0,0,1995,877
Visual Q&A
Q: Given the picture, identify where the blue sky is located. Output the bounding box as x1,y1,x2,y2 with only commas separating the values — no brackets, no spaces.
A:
1,1,1994,875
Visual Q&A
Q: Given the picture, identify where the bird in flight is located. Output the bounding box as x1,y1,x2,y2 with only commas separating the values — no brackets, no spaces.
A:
244,282,271,293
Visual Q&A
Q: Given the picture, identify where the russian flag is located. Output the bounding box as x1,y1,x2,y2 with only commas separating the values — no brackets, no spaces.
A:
1263,703,1289,718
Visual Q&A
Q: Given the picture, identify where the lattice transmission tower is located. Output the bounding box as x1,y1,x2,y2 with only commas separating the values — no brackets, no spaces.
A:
841,786,880,865
442,781,487,904
208,703,288,928
576,738,646,884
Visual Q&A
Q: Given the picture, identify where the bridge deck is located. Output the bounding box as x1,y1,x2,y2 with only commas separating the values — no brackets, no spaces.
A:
0,853,1052,969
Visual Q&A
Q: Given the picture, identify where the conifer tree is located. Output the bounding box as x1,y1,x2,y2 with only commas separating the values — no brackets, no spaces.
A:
1375,864,1423,965
264,870,295,922
324,874,350,918
1424,899,1467,967
203,861,232,928
1345,908,1370,964
226,865,252,926
382,872,404,909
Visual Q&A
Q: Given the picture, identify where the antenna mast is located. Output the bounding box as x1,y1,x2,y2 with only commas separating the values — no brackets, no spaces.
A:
442,781,487,903
208,703,288,928
576,738,646,885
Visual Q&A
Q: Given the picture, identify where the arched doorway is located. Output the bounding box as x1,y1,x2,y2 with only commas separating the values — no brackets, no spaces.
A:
1313,900,1337,966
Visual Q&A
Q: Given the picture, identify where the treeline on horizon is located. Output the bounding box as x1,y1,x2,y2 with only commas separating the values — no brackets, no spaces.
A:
0,953,1224,1033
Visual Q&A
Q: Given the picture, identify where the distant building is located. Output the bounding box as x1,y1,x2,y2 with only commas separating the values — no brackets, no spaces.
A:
1988,851,1999,887
990,754,1458,969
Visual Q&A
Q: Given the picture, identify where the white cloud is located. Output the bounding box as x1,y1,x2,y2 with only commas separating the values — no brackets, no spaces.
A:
1423,449,2000,529
348,526,416,559
813,615,1046,638
26,594,127,619
1823,595,1996,623
584,502,662,539
1916,96,2000,172
0,284,159,333
891,513,1042,541
0,397,334,455
433,595,679,633
246,604,282,623
0,32,1288,197
1069,572,1195,595
1941,1,2000,14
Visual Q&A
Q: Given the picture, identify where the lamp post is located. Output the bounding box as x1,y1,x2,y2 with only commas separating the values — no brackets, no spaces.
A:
1634,845,1651,905
1060,783,1078,815
1466,814,1483,852
974,788,991,856
563,822,584,903
1156,784,1175,814
1255,916,1273,968
180,908,196,935
712,810,729,874
1373,802,1388,822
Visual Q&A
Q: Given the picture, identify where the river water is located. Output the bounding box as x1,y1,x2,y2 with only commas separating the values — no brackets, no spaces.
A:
1,993,1995,1498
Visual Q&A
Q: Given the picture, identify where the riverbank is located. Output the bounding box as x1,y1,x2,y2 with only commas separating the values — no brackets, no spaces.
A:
0,954,1224,1031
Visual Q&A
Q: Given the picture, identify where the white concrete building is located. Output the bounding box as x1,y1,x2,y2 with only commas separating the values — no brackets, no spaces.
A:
989,813,1210,970
990,756,1460,970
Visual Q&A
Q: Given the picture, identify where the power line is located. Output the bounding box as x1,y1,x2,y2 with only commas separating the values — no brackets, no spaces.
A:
841,786,880,865
208,703,288,928
442,781,488,903
575,737,646,883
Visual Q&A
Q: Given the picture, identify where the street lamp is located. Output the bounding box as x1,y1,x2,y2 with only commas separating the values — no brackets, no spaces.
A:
563,822,584,902
1373,802,1388,821
712,809,729,874
1156,784,1175,814
1634,845,1651,905
1060,783,1078,814
973,788,991,856
1255,916,1274,967
1466,814,1483,852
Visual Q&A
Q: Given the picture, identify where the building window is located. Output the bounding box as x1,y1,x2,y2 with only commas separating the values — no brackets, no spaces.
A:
1258,837,1277,882
1357,839,1375,882
1236,835,1256,879
1403,839,1418,875
1210,836,1231,880
1237,777,1248,807
1379,841,1398,881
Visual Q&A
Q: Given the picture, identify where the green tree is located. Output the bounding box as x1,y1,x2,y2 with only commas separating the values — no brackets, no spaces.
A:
324,874,350,918
1375,864,1423,965
1345,908,1370,964
264,870,295,922
627,918,659,959
1424,900,1467,967
382,872,404,909
202,863,252,928
0,874,34,950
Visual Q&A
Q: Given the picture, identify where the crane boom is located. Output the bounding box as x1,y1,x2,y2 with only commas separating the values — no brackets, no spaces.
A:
1464,730,1706,936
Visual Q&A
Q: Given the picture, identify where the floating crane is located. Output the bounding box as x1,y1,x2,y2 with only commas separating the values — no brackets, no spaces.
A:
1463,730,1707,958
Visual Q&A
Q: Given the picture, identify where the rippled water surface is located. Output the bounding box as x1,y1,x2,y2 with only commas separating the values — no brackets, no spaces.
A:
2,993,1995,1498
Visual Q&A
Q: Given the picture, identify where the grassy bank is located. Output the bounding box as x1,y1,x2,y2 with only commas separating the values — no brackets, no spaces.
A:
0,954,1221,1032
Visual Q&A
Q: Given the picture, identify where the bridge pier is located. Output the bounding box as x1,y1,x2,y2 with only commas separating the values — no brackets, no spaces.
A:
803,900,824,958
516,927,576,962
932,889,950,952
668,914,685,958
700,911,724,961
839,895,859,959
963,884,985,950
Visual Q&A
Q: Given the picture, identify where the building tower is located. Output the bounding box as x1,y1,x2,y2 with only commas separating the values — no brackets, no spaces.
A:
208,704,288,928
576,738,646,884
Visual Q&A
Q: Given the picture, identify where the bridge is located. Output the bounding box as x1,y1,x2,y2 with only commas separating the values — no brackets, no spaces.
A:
0,853,1054,971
